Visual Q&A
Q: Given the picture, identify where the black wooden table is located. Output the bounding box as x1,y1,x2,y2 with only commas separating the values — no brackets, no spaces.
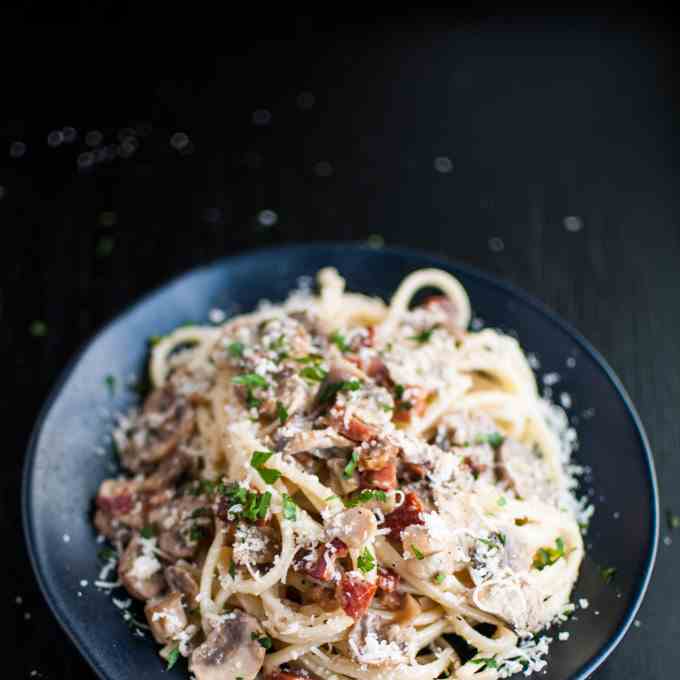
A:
3,13,678,679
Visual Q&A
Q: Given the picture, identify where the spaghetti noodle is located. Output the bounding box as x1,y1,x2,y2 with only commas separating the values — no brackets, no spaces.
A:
93,268,586,680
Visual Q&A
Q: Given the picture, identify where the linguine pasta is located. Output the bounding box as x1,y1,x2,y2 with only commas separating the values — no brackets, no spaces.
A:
93,268,586,680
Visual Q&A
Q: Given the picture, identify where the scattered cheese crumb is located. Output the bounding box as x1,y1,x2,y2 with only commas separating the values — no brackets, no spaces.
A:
558,632,570,641
63,534,71,543
579,598,589,609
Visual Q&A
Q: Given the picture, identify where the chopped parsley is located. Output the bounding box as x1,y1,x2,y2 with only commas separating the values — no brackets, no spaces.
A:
532,537,566,570
357,547,376,573
105,374,116,395
470,655,498,670
229,560,236,579
324,495,340,502
232,373,269,389
600,566,617,584
379,403,394,412
140,526,155,539
148,335,162,346
434,572,446,584
282,493,298,521
344,489,388,507
189,526,205,542
342,451,359,479
250,451,282,484
220,483,271,522
251,633,273,650
166,645,180,670
394,384,405,400
98,547,117,562
317,379,362,404
330,330,350,352
294,354,324,364
408,324,439,344
411,545,425,560
227,341,245,358
275,401,288,425
667,511,680,530
29,320,48,337
300,365,328,382
497,496,507,507
396,401,413,412
474,432,505,447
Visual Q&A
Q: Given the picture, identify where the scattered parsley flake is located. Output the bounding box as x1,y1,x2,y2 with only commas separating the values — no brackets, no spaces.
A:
470,656,498,670
344,489,388,507
475,432,505,447
282,494,297,521
317,379,362,404
140,526,155,539
600,566,617,584
232,373,268,389
227,341,245,358
343,451,359,479
533,537,566,570
105,374,116,395
357,547,376,573
250,451,281,484
411,545,424,560
251,633,272,650
29,320,48,337
275,401,288,424
300,365,328,382
166,646,180,670
330,330,350,352
434,572,446,584
497,496,507,507
98,547,116,561
394,384,405,400
408,324,439,344
229,560,236,579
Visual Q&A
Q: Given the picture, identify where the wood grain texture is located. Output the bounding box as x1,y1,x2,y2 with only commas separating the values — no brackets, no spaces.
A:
2,13,678,679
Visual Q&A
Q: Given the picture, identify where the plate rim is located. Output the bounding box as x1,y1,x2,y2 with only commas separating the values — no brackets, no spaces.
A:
21,242,660,680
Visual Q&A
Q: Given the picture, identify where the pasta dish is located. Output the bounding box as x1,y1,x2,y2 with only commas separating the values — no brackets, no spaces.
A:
93,268,587,679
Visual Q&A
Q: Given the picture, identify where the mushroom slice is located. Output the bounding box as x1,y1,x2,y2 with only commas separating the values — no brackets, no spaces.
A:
145,591,187,644
118,535,165,600
189,610,266,680
164,561,200,603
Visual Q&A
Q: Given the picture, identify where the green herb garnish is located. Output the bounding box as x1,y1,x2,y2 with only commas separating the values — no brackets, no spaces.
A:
251,633,273,650
411,545,424,560
166,646,180,670
140,526,155,539
282,493,298,521
330,330,350,352
250,451,282,484
317,379,362,404
600,566,616,584
474,432,505,447
532,537,566,570
98,547,117,562
232,373,268,389
434,572,446,584
276,401,288,425
344,489,388,507
227,341,245,358
394,384,405,400
300,365,328,382
229,560,236,579
357,547,376,573
105,374,116,395
470,656,498,670
408,324,439,344
29,320,48,337
497,496,507,507
343,451,359,479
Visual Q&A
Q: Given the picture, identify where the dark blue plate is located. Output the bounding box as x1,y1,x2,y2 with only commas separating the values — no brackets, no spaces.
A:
22,244,658,680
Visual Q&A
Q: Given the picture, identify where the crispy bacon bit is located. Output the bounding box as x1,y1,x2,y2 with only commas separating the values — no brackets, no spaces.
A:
383,491,425,541
337,572,377,619
297,538,348,582
393,386,430,424
330,409,380,442
359,462,397,491
96,479,137,515
399,462,427,482
377,567,400,593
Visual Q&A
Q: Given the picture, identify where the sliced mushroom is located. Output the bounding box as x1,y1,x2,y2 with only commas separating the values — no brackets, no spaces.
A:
145,591,187,644
165,561,201,603
189,610,266,680
347,612,410,666
118,535,165,600
326,507,377,550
